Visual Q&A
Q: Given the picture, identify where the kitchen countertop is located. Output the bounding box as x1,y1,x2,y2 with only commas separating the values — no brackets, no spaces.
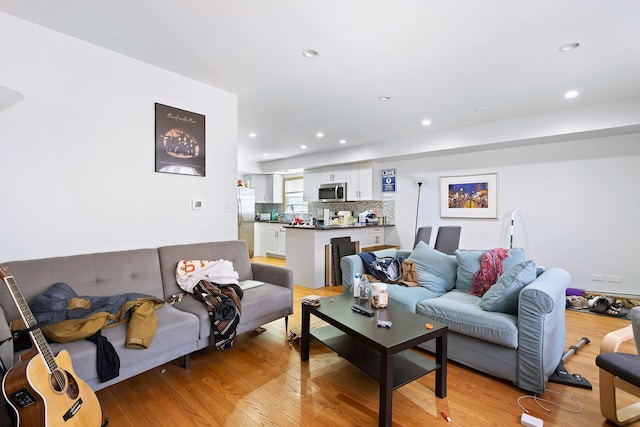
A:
284,223,394,230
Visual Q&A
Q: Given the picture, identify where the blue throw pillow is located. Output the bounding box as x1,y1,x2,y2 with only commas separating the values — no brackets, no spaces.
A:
479,260,537,314
408,241,457,294
455,248,525,293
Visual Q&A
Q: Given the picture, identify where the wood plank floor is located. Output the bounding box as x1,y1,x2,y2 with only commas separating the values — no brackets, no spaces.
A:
95,257,636,426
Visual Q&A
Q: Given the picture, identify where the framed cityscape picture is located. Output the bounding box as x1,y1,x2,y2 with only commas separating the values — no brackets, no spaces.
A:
440,173,497,218
155,103,206,176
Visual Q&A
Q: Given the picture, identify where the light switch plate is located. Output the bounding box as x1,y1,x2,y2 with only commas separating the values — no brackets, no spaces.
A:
191,199,203,210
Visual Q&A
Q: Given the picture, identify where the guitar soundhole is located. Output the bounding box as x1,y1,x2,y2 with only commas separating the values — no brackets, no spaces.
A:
49,369,79,399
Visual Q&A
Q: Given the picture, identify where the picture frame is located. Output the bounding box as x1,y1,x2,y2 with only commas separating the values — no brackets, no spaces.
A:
440,173,497,218
155,103,206,176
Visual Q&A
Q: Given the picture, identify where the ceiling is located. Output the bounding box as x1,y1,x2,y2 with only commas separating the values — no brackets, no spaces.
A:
2,1,640,172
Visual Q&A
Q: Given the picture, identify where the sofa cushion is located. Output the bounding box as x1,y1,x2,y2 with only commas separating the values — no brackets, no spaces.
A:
36,304,199,388
479,260,537,314
387,284,443,313
158,241,253,299
416,290,519,348
408,241,457,295
455,248,526,293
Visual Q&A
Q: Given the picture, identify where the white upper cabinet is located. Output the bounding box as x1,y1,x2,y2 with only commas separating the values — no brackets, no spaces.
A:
318,165,349,184
304,162,381,201
246,174,283,203
346,162,381,201
302,169,320,202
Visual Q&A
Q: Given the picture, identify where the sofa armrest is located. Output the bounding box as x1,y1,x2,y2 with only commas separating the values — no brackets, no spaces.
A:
340,254,366,295
340,248,412,295
0,307,13,371
251,263,293,291
516,267,570,393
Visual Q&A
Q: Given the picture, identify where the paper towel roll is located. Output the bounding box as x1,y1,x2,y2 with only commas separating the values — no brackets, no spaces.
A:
323,209,330,225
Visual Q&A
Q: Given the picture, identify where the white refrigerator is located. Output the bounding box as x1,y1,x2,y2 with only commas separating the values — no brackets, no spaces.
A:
238,187,255,257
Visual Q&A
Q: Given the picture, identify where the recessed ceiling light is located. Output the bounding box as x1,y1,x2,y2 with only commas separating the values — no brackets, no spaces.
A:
302,49,318,58
559,42,580,52
263,153,269,157
421,119,432,126
316,132,324,138
339,139,347,144
378,96,391,101
564,90,579,99
300,145,307,149
248,132,257,138
474,106,488,112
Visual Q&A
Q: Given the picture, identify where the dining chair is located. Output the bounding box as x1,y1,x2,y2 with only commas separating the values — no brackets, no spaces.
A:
433,226,461,255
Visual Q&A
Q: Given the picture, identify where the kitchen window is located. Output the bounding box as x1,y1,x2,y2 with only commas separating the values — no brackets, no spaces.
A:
284,177,308,213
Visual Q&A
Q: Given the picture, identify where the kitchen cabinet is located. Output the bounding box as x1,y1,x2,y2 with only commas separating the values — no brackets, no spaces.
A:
365,227,385,246
304,162,381,202
346,162,381,201
246,174,283,203
265,223,287,257
303,168,320,201
318,165,349,184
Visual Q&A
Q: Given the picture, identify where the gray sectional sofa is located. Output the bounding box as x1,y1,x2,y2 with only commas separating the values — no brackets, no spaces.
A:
340,241,570,393
0,240,293,393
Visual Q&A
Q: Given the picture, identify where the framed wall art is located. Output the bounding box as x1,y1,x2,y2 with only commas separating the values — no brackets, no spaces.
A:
155,103,206,176
440,173,497,218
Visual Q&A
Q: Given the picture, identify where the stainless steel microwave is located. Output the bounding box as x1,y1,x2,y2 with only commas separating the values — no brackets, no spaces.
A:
318,182,347,202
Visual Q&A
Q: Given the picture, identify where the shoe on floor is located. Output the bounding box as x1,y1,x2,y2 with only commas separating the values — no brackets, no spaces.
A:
567,295,588,309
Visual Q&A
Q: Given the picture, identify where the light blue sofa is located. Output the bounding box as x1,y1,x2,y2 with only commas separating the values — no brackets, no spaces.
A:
340,242,570,393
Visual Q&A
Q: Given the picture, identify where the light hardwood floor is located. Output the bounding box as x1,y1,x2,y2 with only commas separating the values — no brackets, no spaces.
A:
95,257,636,426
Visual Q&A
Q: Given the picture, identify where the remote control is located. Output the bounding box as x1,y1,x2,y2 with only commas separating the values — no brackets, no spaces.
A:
351,304,375,317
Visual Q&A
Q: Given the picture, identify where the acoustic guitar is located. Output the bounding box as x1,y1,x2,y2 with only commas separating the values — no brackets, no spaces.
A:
0,264,104,426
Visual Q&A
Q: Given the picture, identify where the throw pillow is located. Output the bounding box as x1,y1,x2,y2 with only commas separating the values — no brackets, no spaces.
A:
479,260,537,314
455,247,525,293
407,241,457,294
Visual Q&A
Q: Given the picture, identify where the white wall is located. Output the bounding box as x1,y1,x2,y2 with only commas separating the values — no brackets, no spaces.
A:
0,13,238,261
380,134,640,295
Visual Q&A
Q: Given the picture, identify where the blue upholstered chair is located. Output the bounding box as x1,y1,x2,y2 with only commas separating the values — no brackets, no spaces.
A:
596,306,640,426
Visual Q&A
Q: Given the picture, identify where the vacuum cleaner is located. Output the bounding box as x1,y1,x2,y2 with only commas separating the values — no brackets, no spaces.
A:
548,336,592,389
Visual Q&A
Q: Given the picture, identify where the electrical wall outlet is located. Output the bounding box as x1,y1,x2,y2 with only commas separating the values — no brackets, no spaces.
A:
590,274,604,282
607,275,622,283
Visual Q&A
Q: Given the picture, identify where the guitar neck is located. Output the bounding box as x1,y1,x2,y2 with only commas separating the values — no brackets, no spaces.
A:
1,268,59,374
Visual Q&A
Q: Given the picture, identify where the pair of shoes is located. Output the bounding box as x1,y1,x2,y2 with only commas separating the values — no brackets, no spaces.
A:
567,295,588,309
590,296,615,313
604,305,629,318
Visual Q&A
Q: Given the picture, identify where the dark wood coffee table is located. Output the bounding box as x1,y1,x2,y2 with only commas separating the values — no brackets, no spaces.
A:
301,294,447,427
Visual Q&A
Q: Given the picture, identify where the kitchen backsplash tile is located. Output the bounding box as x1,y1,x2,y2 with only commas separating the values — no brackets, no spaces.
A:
310,200,395,225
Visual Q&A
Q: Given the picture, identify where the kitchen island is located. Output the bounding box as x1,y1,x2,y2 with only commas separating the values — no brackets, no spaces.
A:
286,224,395,288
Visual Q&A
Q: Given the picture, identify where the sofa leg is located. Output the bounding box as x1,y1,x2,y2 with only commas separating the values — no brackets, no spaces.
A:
285,316,289,333
183,354,189,369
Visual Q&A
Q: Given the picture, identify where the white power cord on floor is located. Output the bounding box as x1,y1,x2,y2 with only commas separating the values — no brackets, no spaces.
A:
517,389,583,426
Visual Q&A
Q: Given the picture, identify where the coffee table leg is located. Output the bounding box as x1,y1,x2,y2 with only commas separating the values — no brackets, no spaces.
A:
380,352,393,427
435,333,447,398
301,303,310,361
